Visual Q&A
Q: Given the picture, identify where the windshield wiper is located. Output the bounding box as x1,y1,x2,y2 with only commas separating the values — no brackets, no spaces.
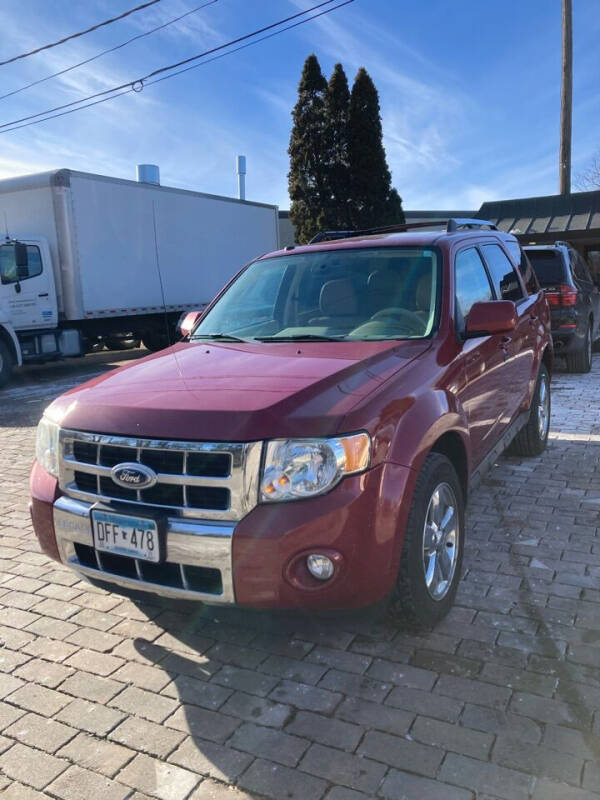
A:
257,334,343,342
191,333,255,343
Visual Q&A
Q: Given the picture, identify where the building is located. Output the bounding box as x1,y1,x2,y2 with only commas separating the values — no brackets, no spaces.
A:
478,189,600,280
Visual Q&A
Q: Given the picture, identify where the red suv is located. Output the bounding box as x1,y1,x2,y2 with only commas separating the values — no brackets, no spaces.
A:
31,220,552,627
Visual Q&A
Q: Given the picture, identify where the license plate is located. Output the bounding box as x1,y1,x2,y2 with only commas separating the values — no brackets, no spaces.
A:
92,510,160,563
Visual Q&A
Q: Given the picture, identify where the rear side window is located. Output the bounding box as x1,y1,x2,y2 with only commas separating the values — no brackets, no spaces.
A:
455,247,493,323
481,244,524,302
572,251,592,283
525,250,566,287
505,241,539,295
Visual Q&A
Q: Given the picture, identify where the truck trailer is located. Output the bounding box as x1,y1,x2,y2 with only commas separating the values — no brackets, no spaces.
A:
0,168,279,386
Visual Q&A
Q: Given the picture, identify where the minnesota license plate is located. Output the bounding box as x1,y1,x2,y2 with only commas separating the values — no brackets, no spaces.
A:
92,509,160,563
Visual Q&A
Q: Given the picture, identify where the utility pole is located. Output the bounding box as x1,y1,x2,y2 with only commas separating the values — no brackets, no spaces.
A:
559,0,572,195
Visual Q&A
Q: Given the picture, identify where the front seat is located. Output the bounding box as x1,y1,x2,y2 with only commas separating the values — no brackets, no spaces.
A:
415,271,432,323
367,269,405,316
309,278,364,330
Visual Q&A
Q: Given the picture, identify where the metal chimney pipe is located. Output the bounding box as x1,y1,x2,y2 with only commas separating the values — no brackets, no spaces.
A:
136,164,160,185
236,155,246,201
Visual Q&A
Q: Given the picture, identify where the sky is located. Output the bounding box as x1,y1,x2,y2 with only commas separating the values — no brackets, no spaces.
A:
0,0,598,211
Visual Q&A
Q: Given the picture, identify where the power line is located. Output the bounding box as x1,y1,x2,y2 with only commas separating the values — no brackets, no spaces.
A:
0,0,162,68
0,0,343,131
0,0,219,102
0,0,354,135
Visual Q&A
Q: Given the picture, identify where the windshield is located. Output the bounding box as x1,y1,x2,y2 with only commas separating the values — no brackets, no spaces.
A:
525,249,566,287
192,246,440,342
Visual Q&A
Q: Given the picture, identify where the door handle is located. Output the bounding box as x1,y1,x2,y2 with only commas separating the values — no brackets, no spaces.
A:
38,292,48,297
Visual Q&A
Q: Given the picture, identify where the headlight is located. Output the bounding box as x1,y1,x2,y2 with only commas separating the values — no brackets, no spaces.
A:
260,432,370,502
35,417,60,477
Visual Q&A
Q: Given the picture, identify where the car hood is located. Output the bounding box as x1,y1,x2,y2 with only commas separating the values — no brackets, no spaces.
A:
46,339,431,441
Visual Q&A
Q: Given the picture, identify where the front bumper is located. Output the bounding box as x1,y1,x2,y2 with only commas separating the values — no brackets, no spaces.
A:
30,460,414,610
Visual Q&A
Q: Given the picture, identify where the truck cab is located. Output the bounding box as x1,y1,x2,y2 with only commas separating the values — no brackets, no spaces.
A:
0,237,63,382
0,237,58,330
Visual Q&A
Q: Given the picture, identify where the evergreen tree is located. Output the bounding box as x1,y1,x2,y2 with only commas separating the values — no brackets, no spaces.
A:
288,54,328,243
323,62,351,229
348,67,405,228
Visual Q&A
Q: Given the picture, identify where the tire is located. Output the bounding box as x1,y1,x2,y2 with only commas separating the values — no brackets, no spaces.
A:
565,322,592,373
388,453,465,629
105,336,141,351
142,325,175,352
0,339,14,388
508,364,550,457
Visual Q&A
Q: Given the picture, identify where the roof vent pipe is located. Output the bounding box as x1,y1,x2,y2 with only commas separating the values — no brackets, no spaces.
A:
236,155,246,201
136,164,160,185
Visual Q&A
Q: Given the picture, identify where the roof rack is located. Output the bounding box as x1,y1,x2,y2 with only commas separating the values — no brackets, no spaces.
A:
309,218,497,244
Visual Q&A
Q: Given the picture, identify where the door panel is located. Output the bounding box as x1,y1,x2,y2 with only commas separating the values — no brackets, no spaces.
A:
480,243,533,417
0,243,56,330
458,334,512,465
453,246,517,465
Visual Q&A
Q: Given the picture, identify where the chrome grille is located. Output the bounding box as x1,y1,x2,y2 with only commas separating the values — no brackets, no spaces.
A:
59,429,263,521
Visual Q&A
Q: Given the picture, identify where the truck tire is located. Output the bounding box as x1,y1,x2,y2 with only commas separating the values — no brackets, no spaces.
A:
105,336,140,351
388,453,465,629
566,322,592,373
508,364,550,457
142,330,172,352
0,339,14,388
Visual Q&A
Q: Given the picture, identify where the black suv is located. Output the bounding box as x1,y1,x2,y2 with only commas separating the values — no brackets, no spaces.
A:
524,242,600,373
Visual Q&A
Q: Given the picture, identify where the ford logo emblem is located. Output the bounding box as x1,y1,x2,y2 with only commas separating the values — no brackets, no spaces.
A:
111,463,157,490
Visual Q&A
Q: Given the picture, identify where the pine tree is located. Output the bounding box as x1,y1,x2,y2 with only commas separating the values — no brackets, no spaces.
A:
288,54,328,243
348,67,405,228
323,62,351,229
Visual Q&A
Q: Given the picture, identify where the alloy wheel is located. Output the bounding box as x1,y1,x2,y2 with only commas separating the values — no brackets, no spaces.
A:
537,373,550,440
422,482,459,600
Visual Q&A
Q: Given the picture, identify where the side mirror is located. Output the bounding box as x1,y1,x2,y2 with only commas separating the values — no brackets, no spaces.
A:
177,310,203,338
464,300,517,338
14,241,28,269
16,264,29,279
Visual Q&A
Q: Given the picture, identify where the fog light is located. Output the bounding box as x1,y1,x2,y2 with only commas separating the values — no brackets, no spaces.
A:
306,554,334,581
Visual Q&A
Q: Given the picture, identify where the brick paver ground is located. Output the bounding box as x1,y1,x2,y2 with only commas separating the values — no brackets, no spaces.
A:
0,352,599,799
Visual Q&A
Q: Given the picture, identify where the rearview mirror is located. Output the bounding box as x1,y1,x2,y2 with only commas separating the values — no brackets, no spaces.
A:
177,310,204,338
16,265,29,279
464,300,517,338
14,241,28,269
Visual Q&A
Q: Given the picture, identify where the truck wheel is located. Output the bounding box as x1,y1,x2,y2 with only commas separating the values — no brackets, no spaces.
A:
105,336,140,351
566,322,592,373
508,364,550,457
0,339,14,388
388,453,465,629
142,329,172,352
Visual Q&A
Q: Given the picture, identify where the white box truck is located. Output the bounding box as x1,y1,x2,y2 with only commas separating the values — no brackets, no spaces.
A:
0,168,279,386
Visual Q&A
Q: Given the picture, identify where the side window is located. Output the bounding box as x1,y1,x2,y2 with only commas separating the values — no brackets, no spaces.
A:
455,247,493,325
481,244,524,302
505,240,539,295
572,252,592,283
0,244,42,284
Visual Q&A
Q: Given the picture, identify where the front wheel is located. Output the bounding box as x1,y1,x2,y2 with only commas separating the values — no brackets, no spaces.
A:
0,339,14,388
508,364,550,457
388,453,465,629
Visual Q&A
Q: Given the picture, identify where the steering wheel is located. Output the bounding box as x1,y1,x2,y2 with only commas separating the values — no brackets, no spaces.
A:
370,307,425,335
